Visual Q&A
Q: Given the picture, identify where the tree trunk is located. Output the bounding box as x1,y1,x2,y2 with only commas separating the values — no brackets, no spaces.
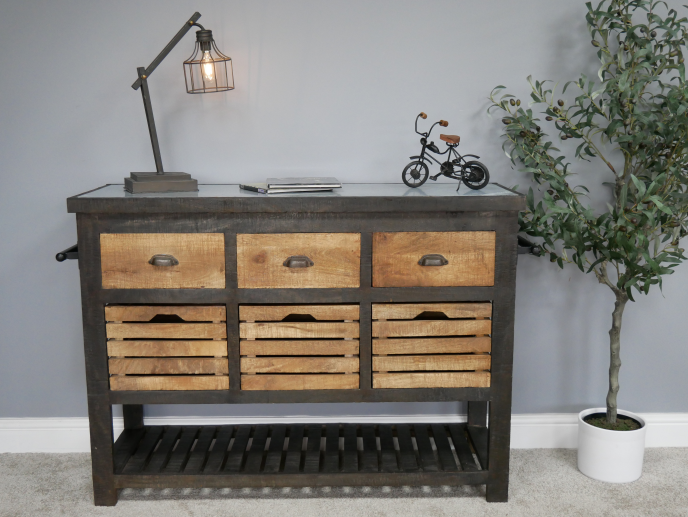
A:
606,291,629,424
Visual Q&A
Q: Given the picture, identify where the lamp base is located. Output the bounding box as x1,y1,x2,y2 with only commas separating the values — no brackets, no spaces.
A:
124,172,199,194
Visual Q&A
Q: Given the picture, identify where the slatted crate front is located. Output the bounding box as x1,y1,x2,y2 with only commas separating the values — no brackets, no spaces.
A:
239,305,359,390
372,303,492,389
105,305,228,391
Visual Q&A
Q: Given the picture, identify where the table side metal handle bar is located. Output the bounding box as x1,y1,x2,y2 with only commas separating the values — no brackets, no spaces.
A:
517,235,543,256
55,244,79,262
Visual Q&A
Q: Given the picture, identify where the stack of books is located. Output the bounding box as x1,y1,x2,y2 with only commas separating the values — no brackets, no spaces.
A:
240,177,342,194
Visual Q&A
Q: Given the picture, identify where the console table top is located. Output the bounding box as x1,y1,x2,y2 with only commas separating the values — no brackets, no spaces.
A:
68,183,524,214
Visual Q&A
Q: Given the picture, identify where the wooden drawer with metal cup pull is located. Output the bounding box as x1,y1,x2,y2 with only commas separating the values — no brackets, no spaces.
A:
100,233,225,289
372,231,496,287
236,233,361,289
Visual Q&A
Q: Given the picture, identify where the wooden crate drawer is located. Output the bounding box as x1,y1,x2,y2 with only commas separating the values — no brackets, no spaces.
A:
240,305,359,390
100,233,225,289
372,232,495,287
105,305,228,391
372,303,491,389
237,233,360,288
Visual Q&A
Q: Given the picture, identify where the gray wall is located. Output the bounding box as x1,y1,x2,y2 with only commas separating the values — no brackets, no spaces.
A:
1,0,686,419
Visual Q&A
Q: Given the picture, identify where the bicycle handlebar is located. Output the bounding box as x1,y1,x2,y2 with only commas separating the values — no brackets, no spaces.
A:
415,113,450,137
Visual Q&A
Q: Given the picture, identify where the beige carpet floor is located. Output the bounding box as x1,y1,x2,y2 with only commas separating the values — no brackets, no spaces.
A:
0,449,687,516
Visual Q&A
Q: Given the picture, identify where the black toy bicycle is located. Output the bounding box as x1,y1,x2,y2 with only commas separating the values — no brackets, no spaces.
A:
402,112,490,190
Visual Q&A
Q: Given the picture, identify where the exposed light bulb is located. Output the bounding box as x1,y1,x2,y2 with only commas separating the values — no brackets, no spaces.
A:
201,50,214,82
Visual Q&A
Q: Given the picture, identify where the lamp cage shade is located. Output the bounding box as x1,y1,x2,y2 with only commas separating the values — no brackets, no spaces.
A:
183,36,234,94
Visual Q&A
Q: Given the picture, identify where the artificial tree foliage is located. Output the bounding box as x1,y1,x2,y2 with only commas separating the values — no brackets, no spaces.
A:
489,0,688,424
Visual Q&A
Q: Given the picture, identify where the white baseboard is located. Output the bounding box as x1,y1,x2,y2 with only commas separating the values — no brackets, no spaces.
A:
0,413,686,453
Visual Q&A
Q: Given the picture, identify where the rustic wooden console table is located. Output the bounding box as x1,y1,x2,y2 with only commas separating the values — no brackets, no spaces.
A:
65,183,524,506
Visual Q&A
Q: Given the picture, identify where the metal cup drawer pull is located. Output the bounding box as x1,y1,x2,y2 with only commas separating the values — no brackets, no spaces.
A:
148,254,179,267
283,255,315,268
418,254,449,266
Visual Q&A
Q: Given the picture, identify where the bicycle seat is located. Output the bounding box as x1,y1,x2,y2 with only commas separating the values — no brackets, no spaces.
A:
440,134,461,144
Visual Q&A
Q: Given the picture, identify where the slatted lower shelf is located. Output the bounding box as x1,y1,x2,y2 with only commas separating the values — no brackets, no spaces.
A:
113,423,488,487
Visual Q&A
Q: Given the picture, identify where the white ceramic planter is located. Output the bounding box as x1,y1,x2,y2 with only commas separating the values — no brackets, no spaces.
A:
577,407,647,483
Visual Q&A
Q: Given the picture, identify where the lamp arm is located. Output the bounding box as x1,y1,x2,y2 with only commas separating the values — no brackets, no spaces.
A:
131,12,203,90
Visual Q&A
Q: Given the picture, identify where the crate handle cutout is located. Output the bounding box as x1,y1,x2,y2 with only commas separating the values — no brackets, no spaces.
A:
280,314,318,322
147,314,188,323
282,255,314,268
413,311,450,320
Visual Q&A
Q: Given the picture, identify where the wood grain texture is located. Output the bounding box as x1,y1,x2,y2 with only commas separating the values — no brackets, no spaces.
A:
239,305,359,322
105,305,226,322
240,322,359,339
372,355,491,372
372,232,495,287
100,233,225,289
241,374,359,390
372,303,491,321
241,357,359,374
240,340,359,356
373,337,491,355
106,323,227,340
372,320,491,338
237,233,360,288
109,376,229,391
107,340,228,357
109,358,229,375
372,372,491,389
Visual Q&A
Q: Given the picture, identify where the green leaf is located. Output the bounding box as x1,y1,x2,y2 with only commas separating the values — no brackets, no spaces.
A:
631,175,647,198
650,197,673,215
526,187,534,211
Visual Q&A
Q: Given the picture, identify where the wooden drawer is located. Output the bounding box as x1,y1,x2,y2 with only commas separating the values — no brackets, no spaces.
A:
105,305,228,391
372,232,495,287
236,233,360,288
100,233,225,289
372,303,491,389
240,305,359,390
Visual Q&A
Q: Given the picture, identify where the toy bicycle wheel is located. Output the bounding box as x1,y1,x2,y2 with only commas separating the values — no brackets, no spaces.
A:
402,161,429,188
462,161,490,190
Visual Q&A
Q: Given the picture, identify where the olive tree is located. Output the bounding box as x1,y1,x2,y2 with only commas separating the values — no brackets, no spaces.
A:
489,0,688,424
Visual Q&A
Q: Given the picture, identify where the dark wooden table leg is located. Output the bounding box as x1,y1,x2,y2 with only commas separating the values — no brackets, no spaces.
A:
485,392,510,502
485,216,518,503
123,405,144,429
88,393,118,506
78,215,118,506
467,401,488,427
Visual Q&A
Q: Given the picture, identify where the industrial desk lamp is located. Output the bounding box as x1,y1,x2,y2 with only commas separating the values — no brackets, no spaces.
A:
126,12,234,193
